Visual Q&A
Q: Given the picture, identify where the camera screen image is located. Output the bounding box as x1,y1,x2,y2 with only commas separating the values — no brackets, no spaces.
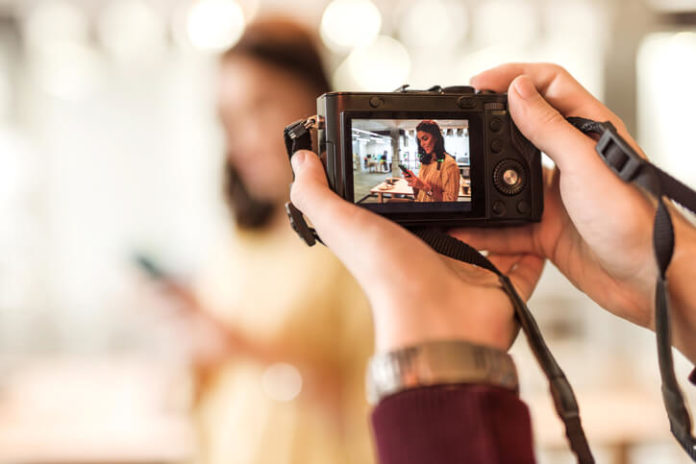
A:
351,119,471,209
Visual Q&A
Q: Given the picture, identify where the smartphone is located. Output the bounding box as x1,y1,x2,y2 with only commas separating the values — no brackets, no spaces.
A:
398,164,415,178
133,253,170,281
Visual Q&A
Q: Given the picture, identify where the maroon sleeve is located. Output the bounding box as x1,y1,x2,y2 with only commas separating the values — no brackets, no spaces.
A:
689,368,696,386
371,384,535,464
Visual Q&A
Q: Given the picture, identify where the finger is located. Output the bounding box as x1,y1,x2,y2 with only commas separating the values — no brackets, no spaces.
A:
487,253,524,274
471,63,615,123
472,63,645,156
290,150,337,215
448,225,538,256
506,75,613,177
505,254,546,301
290,150,437,291
290,150,383,257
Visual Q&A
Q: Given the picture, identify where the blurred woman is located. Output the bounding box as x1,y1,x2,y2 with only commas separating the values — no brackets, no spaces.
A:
405,120,460,202
166,18,374,464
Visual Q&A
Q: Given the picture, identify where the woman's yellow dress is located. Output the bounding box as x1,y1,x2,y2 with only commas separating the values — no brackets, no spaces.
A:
192,224,374,464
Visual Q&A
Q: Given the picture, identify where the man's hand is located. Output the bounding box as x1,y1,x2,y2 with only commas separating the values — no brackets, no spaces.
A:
451,63,696,362
290,149,544,353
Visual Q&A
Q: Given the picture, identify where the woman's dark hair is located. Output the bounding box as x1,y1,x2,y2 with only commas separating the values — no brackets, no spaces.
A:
222,17,330,99
223,159,275,230
416,120,446,165
220,18,331,229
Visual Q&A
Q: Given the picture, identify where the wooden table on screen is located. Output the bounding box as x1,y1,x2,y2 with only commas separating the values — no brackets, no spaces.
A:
370,178,414,203
369,178,472,203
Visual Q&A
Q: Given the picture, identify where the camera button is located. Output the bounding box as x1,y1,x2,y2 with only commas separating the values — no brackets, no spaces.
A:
489,118,504,133
517,201,531,215
491,139,504,153
444,85,475,94
492,201,506,216
457,96,477,109
369,97,384,108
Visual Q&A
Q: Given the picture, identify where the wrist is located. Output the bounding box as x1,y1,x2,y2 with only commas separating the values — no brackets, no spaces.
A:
367,339,519,405
373,311,516,354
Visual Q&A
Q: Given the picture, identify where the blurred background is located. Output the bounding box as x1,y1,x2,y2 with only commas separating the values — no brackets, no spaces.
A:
0,0,695,463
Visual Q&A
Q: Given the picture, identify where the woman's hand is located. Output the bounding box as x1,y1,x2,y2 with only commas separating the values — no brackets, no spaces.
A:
404,174,427,191
290,150,544,353
451,63,696,362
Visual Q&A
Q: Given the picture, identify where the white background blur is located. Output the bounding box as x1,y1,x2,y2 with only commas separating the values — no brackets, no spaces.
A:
0,0,695,463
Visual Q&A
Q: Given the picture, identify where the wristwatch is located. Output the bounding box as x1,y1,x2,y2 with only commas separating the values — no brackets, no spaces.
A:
367,340,519,405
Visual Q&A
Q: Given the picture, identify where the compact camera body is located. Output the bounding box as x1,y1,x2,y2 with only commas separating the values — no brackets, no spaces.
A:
291,86,543,228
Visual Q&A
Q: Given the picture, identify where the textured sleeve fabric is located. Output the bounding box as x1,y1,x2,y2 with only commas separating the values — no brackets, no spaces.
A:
371,384,536,464
441,158,461,202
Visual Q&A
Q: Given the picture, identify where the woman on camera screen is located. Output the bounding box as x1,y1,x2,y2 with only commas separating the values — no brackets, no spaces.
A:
405,120,460,202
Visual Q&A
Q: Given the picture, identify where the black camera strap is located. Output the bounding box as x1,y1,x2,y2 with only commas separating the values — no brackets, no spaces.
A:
284,115,696,463
567,116,696,461
410,228,595,464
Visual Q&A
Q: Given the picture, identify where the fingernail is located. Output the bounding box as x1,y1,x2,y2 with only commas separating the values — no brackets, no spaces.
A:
513,75,538,100
291,150,306,172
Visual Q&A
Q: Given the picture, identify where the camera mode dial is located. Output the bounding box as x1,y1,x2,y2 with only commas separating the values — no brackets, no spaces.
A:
493,160,526,196
443,85,475,94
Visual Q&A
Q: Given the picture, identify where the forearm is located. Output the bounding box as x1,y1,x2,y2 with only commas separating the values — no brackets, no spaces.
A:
371,384,535,464
442,184,458,202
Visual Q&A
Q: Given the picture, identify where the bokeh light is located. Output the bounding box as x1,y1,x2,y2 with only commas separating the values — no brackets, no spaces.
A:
320,0,382,52
471,0,538,49
261,363,303,402
97,0,167,62
186,0,245,52
638,31,696,178
28,41,101,100
398,0,467,51
22,1,101,100
22,0,90,49
336,35,411,91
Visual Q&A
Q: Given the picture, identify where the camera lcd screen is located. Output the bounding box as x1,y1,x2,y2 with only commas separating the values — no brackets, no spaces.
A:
351,118,472,211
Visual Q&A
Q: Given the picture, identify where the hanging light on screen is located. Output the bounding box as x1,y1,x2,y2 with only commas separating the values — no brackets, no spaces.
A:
186,0,245,52
338,35,410,91
320,0,382,52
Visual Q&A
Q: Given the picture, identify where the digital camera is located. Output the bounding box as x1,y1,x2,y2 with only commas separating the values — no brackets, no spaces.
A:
285,85,543,228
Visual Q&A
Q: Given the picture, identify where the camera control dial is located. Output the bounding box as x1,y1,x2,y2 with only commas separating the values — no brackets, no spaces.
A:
493,159,526,195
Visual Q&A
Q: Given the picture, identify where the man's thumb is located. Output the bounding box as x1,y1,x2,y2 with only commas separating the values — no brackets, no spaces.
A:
289,150,333,216
507,75,596,173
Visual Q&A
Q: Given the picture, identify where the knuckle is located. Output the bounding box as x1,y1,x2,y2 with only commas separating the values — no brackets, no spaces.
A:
540,106,565,127
525,107,565,146
613,117,628,134
552,63,569,76
539,62,568,77
523,105,565,143
289,181,307,207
